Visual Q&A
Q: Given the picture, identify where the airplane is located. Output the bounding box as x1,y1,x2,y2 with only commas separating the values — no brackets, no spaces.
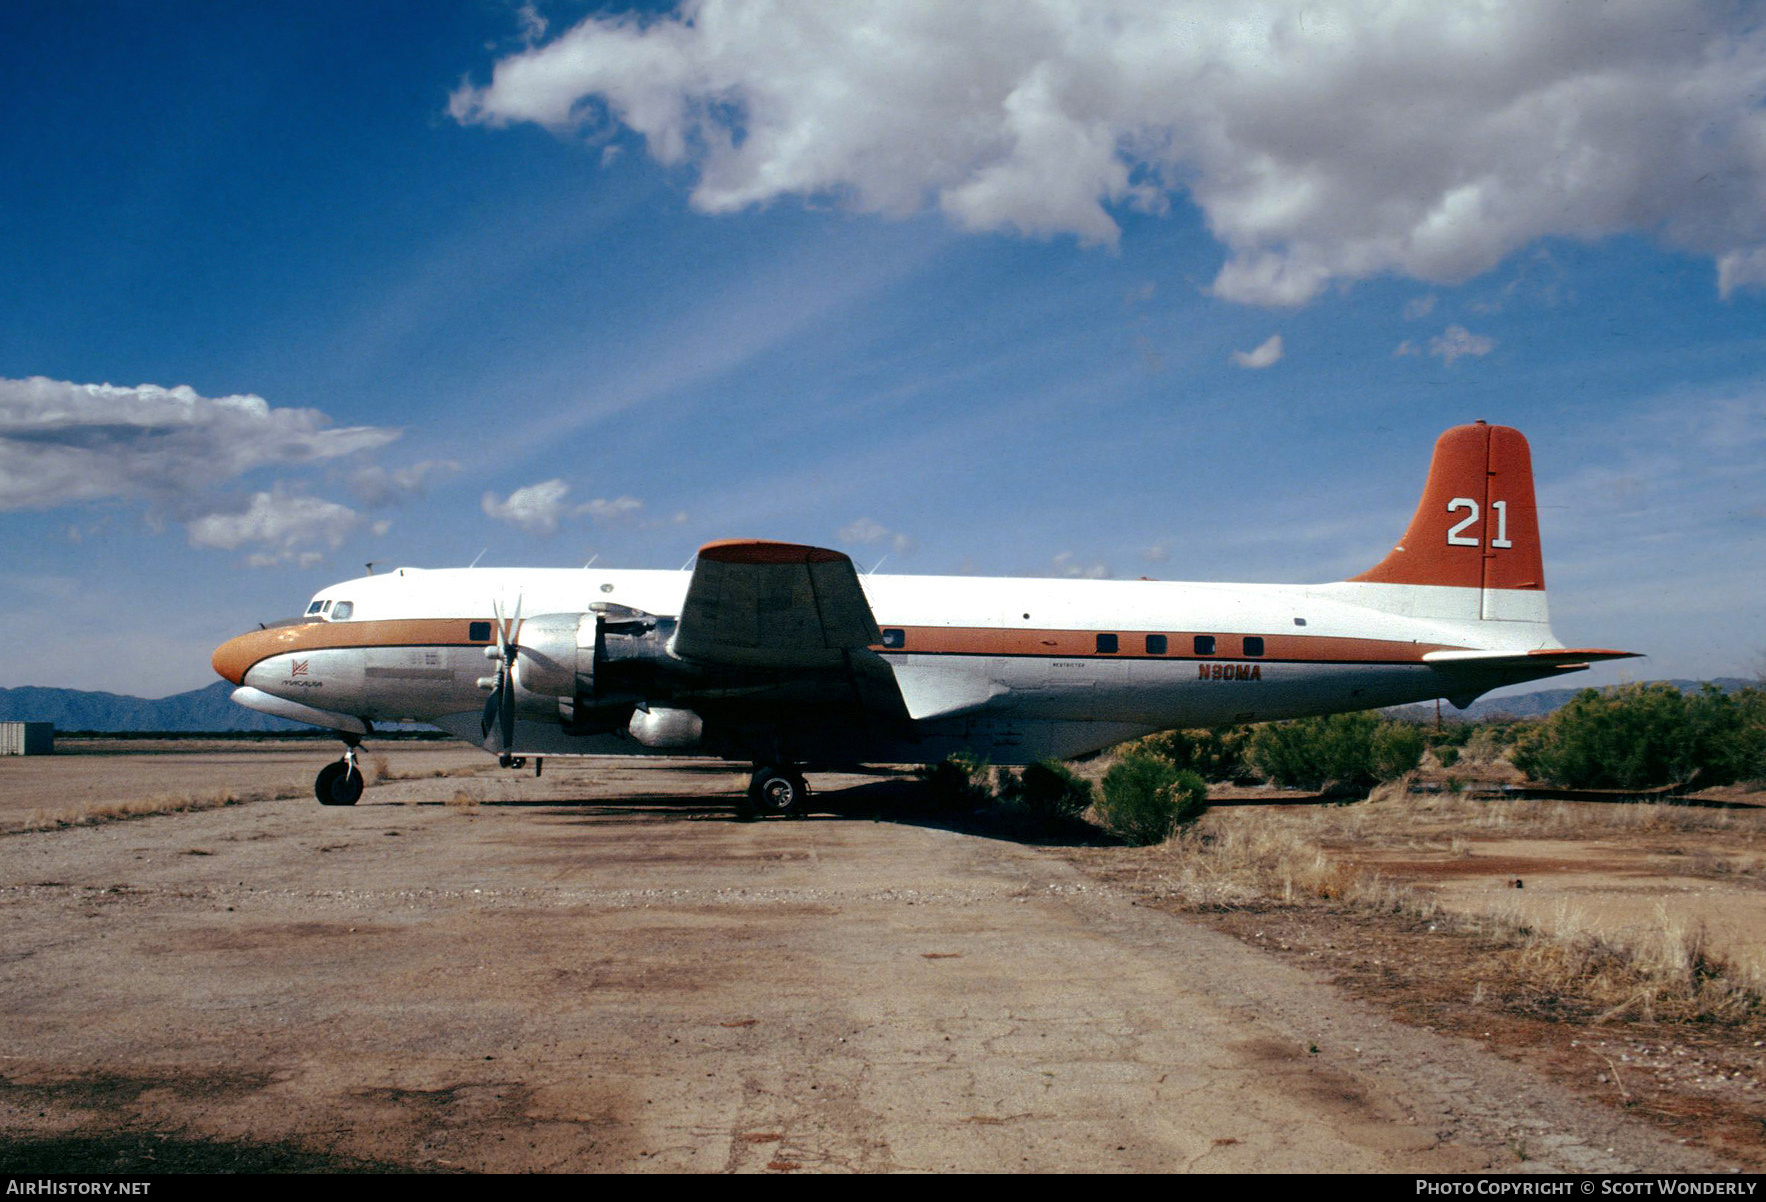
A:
211,421,1636,816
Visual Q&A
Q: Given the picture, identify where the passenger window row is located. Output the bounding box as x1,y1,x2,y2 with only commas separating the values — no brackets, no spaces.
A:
873,628,1266,657
1097,633,1263,657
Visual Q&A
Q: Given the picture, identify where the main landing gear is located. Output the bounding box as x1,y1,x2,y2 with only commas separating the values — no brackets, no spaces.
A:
737,765,811,819
315,737,364,807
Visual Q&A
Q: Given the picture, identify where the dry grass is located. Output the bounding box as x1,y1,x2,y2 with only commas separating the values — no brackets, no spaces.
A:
366,752,489,784
1490,902,1762,1024
1125,782,1766,1023
10,786,305,833
444,783,485,807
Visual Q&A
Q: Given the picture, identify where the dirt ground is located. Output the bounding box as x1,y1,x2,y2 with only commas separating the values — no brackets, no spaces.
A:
0,743,1738,1173
0,740,490,827
1064,782,1766,1170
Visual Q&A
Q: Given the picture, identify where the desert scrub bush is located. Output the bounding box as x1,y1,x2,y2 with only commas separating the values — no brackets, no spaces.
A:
1512,683,1766,790
1136,725,1255,782
917,751,995,811
1012,759,1095,820
1462,723,1519,766
1425,723,1474,750
1248,713,1425,792
1095,753,1207,846
1435,745,1461,768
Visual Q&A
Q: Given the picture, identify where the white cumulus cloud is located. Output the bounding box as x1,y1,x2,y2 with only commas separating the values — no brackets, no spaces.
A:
0,376,398,511
1231,333,1284,369
483,479,573,534
347,460,458,508
1052,551,1110,579
452,1,1766,304
186,488,363,568
839,517,914,555
1429,325,1496,366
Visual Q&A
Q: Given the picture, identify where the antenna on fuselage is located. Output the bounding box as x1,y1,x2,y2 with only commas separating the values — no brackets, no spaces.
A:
582,555,598,569
469,548,487,568
867,556,887,575
364,562,377,576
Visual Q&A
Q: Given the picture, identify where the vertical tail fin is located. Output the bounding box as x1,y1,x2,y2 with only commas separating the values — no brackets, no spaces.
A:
1348,421,1546,622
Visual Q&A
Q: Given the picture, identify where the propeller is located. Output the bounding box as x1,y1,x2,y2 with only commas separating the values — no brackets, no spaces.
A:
479,595,523,752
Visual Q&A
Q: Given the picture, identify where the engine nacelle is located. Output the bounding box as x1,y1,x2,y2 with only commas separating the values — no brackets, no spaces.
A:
511,613,597,714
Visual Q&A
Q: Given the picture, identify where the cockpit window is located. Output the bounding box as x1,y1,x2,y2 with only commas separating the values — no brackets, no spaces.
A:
306,601,324,615
331,601,353,620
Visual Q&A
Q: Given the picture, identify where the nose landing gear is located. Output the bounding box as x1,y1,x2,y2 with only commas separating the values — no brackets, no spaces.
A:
738,765,811,819
315,738,365,806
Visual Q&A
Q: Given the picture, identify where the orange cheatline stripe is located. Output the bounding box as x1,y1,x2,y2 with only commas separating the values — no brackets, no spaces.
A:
212,618,493,683
874,626,1458,663
217,617,1464,682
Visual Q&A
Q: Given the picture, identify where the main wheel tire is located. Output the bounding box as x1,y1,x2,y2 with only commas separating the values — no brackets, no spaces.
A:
747,767,809,817
315,760,364,806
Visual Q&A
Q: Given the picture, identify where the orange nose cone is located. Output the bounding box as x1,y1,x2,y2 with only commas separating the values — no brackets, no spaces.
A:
212,630,266,685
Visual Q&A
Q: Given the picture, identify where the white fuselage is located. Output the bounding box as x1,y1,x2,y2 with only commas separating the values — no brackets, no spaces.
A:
219,565,1561,766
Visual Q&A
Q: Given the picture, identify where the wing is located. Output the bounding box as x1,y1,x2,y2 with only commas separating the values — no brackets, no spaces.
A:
673,539,912,729
674,540,883,667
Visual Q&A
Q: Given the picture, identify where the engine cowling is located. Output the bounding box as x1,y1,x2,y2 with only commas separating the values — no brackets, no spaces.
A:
510,613,597,715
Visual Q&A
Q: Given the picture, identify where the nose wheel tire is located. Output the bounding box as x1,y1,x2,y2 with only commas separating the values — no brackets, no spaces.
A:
315,759,364,806
740,767,810,818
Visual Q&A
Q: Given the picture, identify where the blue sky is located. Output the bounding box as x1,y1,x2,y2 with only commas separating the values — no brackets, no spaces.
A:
2,1,1762,698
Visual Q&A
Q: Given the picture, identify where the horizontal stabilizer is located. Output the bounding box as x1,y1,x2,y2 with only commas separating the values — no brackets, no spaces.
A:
1422,648,1640,668
1422,647,1641,710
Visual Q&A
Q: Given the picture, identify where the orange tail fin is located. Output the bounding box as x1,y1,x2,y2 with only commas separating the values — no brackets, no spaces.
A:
1351,421,1545,594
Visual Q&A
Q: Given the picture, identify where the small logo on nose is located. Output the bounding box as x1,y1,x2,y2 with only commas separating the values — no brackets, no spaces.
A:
289,659,310,676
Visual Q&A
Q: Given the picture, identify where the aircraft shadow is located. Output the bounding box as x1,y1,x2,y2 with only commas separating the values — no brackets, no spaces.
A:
418,776,1123,847
813,779,1124,848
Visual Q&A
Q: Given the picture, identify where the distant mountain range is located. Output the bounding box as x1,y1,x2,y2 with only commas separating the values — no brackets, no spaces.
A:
0,680,306,732
2,676,1755,734
1384,677,1756,723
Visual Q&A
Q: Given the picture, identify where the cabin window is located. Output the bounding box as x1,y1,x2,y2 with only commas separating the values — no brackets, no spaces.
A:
1194,635,1216,656
469,621,492,642
1244,636,1265,657
1145,634,1167,655
1096,633,1118,654
881,628,905,649
331,601,353,621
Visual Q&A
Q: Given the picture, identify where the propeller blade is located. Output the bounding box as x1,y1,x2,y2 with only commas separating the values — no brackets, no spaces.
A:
483,592,525,753
500,671,516,751
481,686,500,742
